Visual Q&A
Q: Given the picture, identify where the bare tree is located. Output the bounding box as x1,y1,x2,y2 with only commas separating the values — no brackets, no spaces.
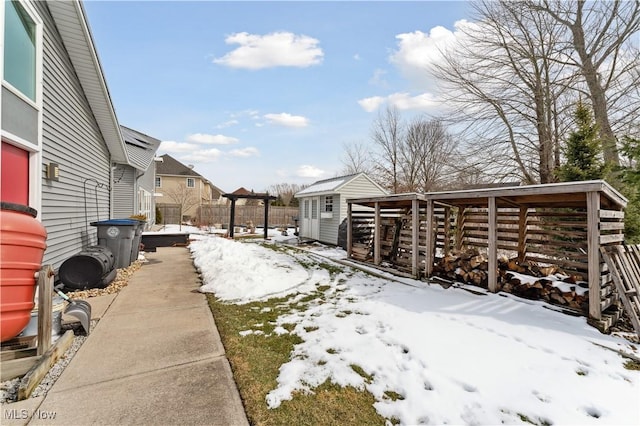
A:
341,140,374,175
431,0,575,184
371,106,404,193
267,183,307,206
401,118,458,192
532,0,640,166
164,184,199,230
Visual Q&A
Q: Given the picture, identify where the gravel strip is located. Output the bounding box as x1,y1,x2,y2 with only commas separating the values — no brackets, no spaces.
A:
0,260,143,405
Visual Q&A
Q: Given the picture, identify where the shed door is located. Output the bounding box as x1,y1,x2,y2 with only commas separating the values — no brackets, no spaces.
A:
301,197,320,240
310,197,319,239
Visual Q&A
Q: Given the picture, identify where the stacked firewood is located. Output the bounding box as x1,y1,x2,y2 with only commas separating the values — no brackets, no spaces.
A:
433,249,588,311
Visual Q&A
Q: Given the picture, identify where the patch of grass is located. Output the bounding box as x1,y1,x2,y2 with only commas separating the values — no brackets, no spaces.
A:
318,262,345,275
383,390,404,401
303,326,319,332
516,413,552,426
350,364,373,383
624,359,640,370
207,294,386,425
326,348,338,355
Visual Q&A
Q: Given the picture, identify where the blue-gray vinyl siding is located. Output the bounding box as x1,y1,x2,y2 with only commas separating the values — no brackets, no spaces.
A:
112,164,135,218
36,1,112,269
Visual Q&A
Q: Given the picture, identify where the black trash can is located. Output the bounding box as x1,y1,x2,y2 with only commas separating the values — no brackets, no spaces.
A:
91,219,137,269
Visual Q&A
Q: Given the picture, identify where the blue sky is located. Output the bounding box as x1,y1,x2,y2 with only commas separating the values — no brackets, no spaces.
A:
84,1,471,192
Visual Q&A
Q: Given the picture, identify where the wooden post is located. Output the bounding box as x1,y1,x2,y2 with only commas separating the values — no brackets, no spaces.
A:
37,265,53,355
374,202,381,265
443,207,451,256
587,191,601,320
347,203,353,258
518,207,528,262
228,198,236,238
488,197,498,292
412,198,419,277
263,198,270,240
425,200,434,278
455,207,465,251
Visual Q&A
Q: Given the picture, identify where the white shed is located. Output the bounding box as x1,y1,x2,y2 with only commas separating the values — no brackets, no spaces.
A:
295,173,387,245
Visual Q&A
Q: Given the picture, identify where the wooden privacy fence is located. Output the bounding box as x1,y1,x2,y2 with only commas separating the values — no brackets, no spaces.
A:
196,205,298,228
347,180,628,330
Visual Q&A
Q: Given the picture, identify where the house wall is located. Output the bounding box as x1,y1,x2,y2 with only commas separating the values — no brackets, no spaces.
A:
37,1,111,269
112,164,135,219
155,175,211,219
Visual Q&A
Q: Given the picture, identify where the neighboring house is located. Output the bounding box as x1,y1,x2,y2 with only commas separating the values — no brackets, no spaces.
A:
1,0,131,269
228,187,268,206
155,154,224,222
112,126,161,226
295,173,388,245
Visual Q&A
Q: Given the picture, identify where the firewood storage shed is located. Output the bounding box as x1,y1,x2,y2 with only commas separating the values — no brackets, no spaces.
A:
346,180,627,326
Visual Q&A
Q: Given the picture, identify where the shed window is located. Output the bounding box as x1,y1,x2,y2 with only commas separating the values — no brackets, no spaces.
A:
303,200,309,219
4,0,36,101
186,178,195,188
324,196,333,212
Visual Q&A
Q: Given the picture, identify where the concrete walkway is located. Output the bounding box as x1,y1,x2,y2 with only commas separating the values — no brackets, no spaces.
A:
19,247,248,426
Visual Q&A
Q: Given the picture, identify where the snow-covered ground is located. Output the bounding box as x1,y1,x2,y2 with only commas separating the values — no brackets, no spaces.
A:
189,233,640,425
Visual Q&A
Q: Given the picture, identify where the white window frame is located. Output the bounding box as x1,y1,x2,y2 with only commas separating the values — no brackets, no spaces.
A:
186,177,195,188
1,0,44,216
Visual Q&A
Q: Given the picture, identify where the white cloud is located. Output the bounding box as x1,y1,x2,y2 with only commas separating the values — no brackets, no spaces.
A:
389,20,473,88
178,148,223,163
186,133,239,145
264,113,309,128
358,96,386,112
353,53,361,61
229,147,260,157
216,120,239,129
159,140,199,153
296,165,325,178
358,92,441,113
369,68,389,88
213,32,324,70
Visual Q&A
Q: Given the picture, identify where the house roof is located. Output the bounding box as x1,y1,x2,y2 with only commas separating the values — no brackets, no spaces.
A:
48,1,128,164
295,173,387,196
156,154,203,177
119,126,161,171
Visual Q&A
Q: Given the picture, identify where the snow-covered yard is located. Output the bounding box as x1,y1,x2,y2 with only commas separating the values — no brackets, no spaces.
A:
189,232,639,425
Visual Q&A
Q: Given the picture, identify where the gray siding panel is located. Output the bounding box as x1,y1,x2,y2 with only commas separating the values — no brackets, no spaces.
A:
36,1,112,269
112,165,135,218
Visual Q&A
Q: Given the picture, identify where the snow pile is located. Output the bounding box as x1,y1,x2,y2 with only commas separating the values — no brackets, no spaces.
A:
190,235,640,425
191,237,314,302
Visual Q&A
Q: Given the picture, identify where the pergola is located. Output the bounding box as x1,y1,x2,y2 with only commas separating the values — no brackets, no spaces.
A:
347,180,627,323
222,193,277,239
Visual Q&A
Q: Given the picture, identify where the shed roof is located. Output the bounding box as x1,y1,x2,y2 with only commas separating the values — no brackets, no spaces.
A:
349,180,627,210
296,173,386,196
48,1,128,164
119,126,161,171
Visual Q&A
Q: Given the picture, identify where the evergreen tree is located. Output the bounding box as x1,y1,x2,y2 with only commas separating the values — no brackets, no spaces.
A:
556,101,608,182
620,136,640,243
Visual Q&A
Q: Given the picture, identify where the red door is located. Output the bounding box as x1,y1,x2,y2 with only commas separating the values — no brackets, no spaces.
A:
1,142,30,205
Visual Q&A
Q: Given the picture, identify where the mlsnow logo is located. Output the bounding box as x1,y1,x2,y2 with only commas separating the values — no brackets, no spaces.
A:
4,409,57,420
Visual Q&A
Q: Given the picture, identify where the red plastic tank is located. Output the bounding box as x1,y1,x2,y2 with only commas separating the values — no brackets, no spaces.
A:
1,202,47,342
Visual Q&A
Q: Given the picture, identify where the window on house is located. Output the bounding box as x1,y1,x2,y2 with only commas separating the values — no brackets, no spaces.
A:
324,195,333,212
186,178,195,188
155,176,161,187
4,0,37,101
